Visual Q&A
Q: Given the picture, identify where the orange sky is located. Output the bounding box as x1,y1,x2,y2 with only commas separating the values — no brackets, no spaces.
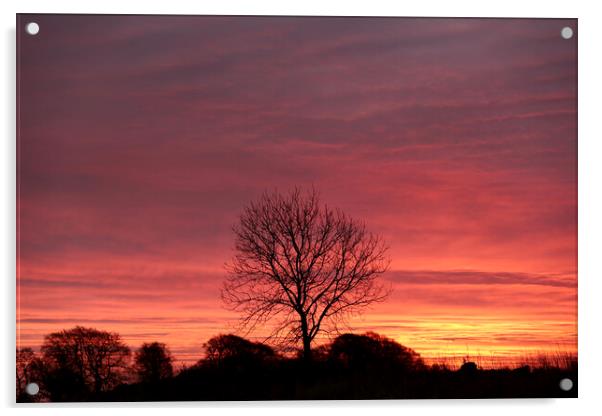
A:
17,15,577,366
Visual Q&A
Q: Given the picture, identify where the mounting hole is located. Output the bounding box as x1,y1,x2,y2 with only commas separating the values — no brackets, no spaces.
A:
25,382,39,395
25,22,40,36
559,378,573,391
561,26,573,40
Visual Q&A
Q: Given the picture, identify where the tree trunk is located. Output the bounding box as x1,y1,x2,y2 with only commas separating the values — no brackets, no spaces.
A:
302,335,312,362
300,315,312,362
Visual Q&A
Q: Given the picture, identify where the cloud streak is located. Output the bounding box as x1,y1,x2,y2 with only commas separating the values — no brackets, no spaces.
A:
386,270,576,288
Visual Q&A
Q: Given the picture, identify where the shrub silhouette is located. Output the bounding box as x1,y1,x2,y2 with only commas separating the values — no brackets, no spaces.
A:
202,334,276,368
459,361,478,375
328,332,424,371
134,342,174,383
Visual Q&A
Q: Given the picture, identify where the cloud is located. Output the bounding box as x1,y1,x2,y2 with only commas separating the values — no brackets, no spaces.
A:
385,270,576,288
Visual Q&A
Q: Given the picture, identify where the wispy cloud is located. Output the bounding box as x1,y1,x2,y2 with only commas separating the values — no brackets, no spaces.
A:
386,270,576,288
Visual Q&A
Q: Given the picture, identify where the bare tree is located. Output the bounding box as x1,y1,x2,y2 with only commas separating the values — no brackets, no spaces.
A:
41,326,130,394
223,187,390,360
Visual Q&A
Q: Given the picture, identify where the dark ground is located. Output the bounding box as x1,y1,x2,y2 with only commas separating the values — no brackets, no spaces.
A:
100,360,577,401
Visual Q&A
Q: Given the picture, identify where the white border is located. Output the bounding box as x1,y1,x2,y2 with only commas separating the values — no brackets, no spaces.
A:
2,1,601,415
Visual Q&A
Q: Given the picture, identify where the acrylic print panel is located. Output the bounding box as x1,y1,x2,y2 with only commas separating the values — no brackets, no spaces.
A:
16,14,577,402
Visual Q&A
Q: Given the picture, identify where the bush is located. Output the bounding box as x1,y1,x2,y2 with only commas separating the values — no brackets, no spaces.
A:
328,332,424,371
202,334,276,368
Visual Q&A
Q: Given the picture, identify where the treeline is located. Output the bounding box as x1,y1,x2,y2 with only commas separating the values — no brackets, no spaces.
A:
17,326,161,402
16,326,577,402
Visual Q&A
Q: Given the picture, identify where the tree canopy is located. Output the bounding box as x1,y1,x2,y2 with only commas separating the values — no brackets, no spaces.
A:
328,332,424,371
203,334,276,367
134,342,174,383
223,188,390,359
40,326,130,395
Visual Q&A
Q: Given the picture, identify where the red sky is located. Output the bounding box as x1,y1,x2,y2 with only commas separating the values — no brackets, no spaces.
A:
17,15,577,365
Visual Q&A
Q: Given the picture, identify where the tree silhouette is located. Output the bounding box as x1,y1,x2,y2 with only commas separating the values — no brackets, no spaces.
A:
203,334,275,368
41,326,130,395
223,187,390,360
328,332,424,371
459,361,478,376
16,348,47,402
16,347,36,399
134,342,174,383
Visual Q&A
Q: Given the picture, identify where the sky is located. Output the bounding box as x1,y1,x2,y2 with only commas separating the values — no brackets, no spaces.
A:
17,15,577,366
